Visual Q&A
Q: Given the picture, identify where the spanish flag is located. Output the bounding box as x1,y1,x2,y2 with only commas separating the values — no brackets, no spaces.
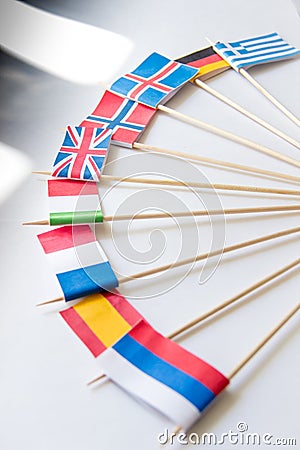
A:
60,291,143,356
176,46,230,81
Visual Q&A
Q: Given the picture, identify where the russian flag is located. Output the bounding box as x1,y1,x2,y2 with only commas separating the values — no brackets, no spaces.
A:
98,320,229,430
37,225,118,301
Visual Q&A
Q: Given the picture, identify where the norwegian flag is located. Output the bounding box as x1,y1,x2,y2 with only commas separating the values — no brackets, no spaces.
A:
109,52,198,108
80,90,156,148
52,126,112,181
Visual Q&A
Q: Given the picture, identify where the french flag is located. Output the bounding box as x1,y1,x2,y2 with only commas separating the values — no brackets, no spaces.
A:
37,225,118,301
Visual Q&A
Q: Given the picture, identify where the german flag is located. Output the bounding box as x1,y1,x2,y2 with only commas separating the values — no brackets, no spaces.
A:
176,46,230,81
60,291,143,356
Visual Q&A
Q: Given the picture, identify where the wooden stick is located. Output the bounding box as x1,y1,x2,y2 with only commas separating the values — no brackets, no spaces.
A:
87,256,300,386
117,225,300,283
32,172,300,197
133,143,300,185
23,220,49,225
239,68,300,128
34,141,300,186
168,257,300,339
170,301,299,435
158,104,300,169
40,224,300,307
37,297,65,307
22,205,300,226
194,78,300,149
205,37,300,128
102,77,300,166
228,302,300,379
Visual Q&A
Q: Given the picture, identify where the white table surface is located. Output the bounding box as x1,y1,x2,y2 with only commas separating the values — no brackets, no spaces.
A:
0,1,299,449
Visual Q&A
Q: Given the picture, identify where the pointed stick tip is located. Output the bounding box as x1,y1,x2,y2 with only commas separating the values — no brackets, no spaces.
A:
205,36,215,45
86,373,106,386
36,297,64,307
22,220,49,226
32,171,51,175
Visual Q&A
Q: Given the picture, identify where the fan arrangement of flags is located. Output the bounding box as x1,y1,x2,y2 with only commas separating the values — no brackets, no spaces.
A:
25,32,300,434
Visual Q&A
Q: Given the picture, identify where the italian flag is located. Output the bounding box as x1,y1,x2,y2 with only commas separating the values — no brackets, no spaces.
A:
48,178,103,225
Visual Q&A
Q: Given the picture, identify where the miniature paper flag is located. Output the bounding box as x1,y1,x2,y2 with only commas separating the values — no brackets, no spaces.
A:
60,291,143,356
99,320,229,430
109,52,198,108
80,90,156,148
48,179,103,225
52,126,112,181
37,225,118,301
214,32,300,71
176,46,230,81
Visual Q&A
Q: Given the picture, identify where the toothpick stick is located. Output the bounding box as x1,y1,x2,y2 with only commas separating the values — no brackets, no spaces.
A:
32,172,300,197
87,256,300,386
22,205,300,226
205,37,300,128
168,257,300,339
39,224,300,306
194,78,300,149
158,104,300,168
117,225,300,283
171,301,300,435
228,302,300,379
34,140,300,187
133,143,300,185
239,68,300,128
102,77,300,166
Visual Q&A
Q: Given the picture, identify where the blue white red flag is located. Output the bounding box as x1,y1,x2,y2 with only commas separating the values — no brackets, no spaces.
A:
37,225,118,301
109,52,198,108
98,320,229,430
214,32,300,70
52,126,112,181
80,90,156,148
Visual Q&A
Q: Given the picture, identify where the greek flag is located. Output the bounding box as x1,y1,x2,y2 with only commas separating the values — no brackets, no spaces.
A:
214,32,300,70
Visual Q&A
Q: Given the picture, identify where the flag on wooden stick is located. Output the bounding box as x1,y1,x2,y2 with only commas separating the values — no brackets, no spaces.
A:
52,126,112,181
60,291,143,356
48,179,103,225
37,225,118,301
176,46,230,80
214,32,300,71
109,52,198,108
80,90,156,148
99,320,229,430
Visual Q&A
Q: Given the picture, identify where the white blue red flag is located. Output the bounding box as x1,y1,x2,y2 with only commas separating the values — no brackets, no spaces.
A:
98,320,229,430
80,90,156,148
109,52,198,108
52,126,112,181
214,32,300,71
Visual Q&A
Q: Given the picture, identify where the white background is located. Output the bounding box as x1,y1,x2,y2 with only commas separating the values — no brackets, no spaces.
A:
0,1,299,449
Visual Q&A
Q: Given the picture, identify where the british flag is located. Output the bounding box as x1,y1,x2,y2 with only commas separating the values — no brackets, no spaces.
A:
80,90,156,148
52,126,112,181
109,52,198,108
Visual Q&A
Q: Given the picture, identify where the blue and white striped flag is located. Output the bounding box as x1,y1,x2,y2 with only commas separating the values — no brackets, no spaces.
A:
214,32,300,71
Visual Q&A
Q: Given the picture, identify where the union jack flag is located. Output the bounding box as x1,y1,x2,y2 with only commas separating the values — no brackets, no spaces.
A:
80,90,156,148
109,52,198,108
52,126,112,181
